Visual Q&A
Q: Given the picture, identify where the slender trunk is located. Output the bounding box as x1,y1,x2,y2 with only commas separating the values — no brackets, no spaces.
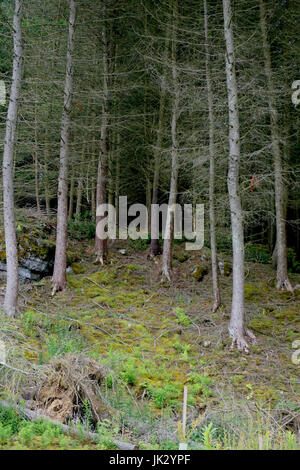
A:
2,0,23,317
34,100,41,213
162,0,179,281
108,130,115,209
91,137,97,217
259,0,292,292
95,150,108,263
95,13,109,264
146,177,151,231
75,162,84,217
150,26,170,257
204,0,221,313
52,0,76,295
68,167,74,219
223,0,255,352
115,133,120,237
44,156,51,217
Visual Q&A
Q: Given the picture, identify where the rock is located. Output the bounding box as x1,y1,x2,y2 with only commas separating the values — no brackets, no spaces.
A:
0,217,83,282
0,219,57,282
0,263,41,282
192,265,208,282
203,340,211,348
21,255,52,275
218,260,232,276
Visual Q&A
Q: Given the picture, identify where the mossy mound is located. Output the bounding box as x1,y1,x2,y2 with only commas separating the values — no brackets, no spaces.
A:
174,251,189,263
71,262,87,274
223,262,232,276
192,265,208,282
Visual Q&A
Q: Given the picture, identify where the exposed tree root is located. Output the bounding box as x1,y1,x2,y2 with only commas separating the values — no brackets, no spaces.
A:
229,328,256,354
276,278,294,292
161,266,172,283
51,282,65,297
97,256,106,266
212,299,222,314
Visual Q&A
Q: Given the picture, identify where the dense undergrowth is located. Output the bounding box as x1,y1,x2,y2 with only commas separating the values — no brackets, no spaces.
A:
0,220,299,450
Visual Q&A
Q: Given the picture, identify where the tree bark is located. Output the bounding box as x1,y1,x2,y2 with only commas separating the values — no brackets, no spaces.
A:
150,26,169,258
115,133,120,237
223,0,255,352
68,167,74,220
52,0,76,295
259,0,292,292
75,160,84,217
34,98,41,214
95,11,109,264
204,0,221,313
2,0,23,317
162,0,179,281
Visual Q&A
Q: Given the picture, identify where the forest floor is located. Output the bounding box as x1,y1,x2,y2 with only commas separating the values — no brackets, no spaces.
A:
0,227,299,450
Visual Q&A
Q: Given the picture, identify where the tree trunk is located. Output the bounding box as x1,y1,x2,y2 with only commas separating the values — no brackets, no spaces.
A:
259,0,292,292
204,0,221,313
223,0,255,352
2,0,23,317
95,12,109,264
115,133,120,237
68,167,74,220
34,99,41,214
162,0,179,281
75,162,84,217
44,159,51,217
52,0,76,295
149,26,170,258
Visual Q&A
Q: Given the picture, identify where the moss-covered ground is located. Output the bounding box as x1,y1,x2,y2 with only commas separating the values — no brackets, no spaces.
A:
0,234,299,450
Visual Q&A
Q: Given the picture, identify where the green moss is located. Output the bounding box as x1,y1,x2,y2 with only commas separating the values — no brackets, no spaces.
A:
174,251,189,263
192,265,208,282
244,284,261,300
66,249,80,265
71,262,87,274
253,386,278,404
223,262,232,276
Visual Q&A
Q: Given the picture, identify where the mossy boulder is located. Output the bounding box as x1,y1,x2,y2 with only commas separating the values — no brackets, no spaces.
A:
192,265,208,282
218,260,232,276
71,262,87,274
174,251,189,263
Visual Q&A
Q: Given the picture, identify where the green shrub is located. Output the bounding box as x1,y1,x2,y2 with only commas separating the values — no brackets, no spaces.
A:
121,359,137,386
0,406,22,434
0,423,14,445
174,307,191,326
245,245,271,264
68,213,95,240
129,235,151,252
287,248,300,273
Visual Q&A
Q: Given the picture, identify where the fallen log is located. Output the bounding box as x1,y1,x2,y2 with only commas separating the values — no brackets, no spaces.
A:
0,399,136,451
